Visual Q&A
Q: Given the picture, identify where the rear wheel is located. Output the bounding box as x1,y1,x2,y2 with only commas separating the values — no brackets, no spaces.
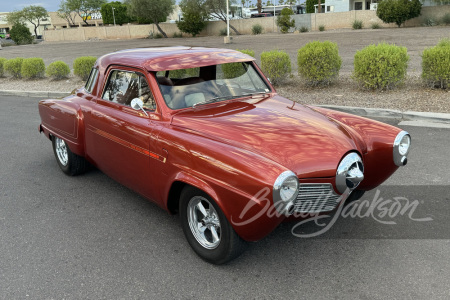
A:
52,136,86,176
180,186,247,264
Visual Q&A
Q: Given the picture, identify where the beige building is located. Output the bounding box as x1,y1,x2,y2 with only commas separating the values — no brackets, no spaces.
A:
0,12,52,37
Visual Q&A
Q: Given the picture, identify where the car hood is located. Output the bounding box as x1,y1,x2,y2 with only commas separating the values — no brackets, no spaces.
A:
171,95,358,178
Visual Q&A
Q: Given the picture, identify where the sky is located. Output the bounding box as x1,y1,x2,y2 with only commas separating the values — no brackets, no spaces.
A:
0,0,61,13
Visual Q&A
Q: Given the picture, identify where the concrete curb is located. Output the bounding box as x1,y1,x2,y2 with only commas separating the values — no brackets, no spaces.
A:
0,90,70,98
2,90,450,124
316,105,450,124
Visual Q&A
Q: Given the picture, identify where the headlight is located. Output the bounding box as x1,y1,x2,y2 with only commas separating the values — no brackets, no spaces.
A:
273,171,299,215
336,152,364,194
393,131,411,166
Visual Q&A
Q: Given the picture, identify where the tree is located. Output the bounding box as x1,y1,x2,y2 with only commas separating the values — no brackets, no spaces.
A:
177,0,208,37
204,0,241,35
66,0,107,26
6,5,48,37
305,0,318,13
9,23,34,45
257,0,262,13
101,1,133,25
276,7,295,33
125,0,175,38
376,0,422,27
58,0,77,27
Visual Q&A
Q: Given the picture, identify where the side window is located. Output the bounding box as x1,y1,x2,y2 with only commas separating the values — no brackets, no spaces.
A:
102,70,156,110
85,68,99,94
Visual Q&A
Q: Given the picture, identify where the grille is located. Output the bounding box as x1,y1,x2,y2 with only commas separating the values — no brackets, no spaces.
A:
293,183,342,213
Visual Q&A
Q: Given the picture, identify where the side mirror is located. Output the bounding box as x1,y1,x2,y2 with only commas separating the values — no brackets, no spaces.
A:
130,98,148,116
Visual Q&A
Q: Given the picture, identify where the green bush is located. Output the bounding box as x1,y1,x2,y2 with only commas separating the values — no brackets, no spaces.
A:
442,13,450,25
306,0,318,13
0,58,6,77
222,49,255,79
260,50,291,85
352,20,363,29
423,17,438,26
318,25,325,31
154,33,163,39
21,58,45,79
172,32,183,38
437,38,450,47
297,41,342,86
276,8,295,33
4,57,24,78
252,24,263,35
9,23,33,45
353,43,409,90
299,26,309,33
73,56,97,80
219,28,227,36
376,0,422,27
46,61,71,80
422,42,450,89
371,23,381,29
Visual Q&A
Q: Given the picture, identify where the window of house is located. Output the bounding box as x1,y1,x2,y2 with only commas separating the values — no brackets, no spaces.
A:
355,2,363,10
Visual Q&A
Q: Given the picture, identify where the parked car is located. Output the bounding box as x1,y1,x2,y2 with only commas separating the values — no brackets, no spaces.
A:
38,47,411,264
251,13,273,17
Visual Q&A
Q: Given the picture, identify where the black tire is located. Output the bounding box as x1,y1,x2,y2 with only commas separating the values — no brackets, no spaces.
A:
345,189,366,206
52,136,87,176
180,186,247,264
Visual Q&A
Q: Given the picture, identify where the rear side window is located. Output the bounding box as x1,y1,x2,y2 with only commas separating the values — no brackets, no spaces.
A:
85,68,99,93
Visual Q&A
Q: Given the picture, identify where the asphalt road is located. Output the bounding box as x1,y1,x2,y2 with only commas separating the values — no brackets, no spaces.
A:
1,95,449,299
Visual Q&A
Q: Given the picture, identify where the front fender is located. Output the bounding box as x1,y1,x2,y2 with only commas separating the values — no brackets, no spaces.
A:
311,106,402,190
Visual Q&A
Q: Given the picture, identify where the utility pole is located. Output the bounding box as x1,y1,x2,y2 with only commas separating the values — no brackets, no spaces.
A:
112,7,116,26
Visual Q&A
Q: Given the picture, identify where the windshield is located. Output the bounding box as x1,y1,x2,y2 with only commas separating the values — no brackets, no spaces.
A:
156,62,271,110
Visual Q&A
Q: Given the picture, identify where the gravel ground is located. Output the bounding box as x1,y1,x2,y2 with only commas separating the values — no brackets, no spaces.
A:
1,26,449,112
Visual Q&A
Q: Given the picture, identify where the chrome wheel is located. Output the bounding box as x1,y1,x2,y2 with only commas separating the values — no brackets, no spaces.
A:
187,196,221,249
55,137,68,166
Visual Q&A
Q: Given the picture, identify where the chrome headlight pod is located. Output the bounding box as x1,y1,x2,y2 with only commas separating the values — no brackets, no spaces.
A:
393,131,411,167
336,152,364,194
273,170,299,215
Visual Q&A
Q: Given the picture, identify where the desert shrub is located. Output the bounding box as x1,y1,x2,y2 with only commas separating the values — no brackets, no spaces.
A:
0,58,6,77
172,32,183,38
353,43,409,90
376,0,422,27
46,61,71,80
21,58,45,79
424,17,438,26
73,56,97,80
297,41,342,86
318,25,325,31
252,24,263,35
154,33,163,39
441,13,450,25
352,20,363,29
4,57,24,78
9,23,33,45
276,8,295,33
371,23,381,29
299,26,309,33
222,49,255,79
260,50,291,85
219,28,227,36
422,42,450,89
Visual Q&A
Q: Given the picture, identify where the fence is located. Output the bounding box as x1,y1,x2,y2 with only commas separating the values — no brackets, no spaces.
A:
43,5,450,42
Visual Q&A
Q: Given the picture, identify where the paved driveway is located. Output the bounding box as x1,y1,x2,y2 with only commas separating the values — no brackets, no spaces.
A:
1,96,449,299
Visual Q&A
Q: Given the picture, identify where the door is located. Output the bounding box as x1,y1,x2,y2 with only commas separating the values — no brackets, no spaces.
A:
85,68,162,201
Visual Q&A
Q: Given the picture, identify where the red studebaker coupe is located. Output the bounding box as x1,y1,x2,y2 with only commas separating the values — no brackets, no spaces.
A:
38,47,411,264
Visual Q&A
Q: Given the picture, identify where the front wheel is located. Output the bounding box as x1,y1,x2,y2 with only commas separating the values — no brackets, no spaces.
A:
180,186,247,264
52,136,86,176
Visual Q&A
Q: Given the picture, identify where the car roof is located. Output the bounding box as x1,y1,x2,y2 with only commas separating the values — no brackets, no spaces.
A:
96,46,256,72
